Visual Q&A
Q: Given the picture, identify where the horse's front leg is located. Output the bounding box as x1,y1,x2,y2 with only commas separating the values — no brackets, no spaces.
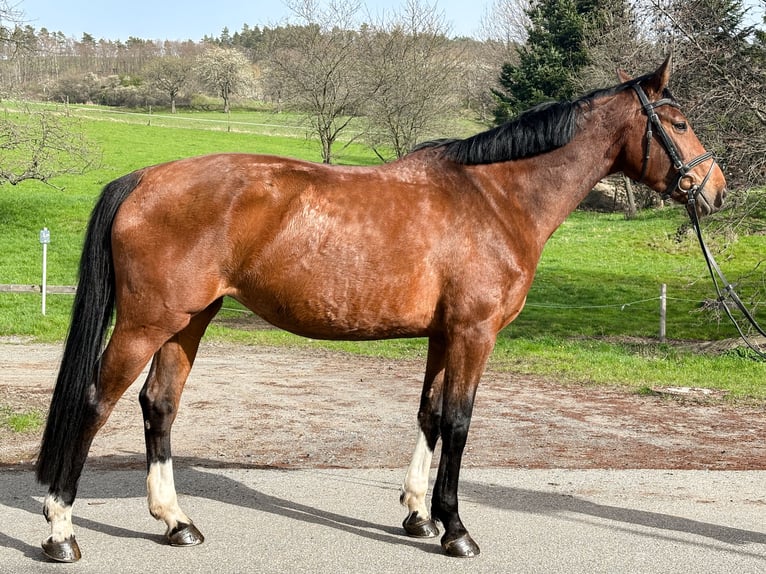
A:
401,336,445,538
430,328,495,557
140,304,219,546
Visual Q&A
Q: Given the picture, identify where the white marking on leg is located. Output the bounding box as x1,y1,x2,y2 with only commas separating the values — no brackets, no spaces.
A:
43,494,74,542
401,430,433,518
146,459,191,534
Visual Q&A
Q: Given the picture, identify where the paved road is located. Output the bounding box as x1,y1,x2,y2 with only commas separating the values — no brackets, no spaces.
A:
1,466,764,573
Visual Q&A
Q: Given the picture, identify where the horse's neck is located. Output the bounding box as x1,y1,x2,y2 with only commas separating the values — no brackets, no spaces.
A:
481,106,624,243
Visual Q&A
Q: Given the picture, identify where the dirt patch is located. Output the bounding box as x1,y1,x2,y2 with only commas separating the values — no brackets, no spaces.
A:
1,340,765,471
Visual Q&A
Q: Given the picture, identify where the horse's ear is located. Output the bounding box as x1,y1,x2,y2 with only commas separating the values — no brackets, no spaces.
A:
645,54,672,96
616,68,632,83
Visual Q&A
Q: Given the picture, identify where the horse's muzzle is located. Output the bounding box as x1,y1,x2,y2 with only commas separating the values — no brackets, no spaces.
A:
693,186,726,217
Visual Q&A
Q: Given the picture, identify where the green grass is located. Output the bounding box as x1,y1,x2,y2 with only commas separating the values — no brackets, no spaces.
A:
513,209,742,340
489,336,766,399
1,108,766,402
0,406,44,433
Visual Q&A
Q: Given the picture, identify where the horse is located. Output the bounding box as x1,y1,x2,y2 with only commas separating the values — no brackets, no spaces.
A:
35,55,725,562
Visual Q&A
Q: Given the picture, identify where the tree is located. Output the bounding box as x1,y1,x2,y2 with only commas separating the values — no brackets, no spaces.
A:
266,0,365,163
648,0,766,189
492,0,594,123
0,1,25,53
0,105,97,185
144,56,192,113
578,0,647,90
360,0,459,159
0,4,97,187
195,45,253,113
480,0,531,53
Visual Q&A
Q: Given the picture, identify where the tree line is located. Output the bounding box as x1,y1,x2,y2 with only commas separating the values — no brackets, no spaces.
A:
0,0,764,188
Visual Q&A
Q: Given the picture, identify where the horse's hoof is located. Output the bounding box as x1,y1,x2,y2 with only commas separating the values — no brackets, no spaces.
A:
42,535,82,562
167,522,205,546
442,533,480,557
402,512,439,538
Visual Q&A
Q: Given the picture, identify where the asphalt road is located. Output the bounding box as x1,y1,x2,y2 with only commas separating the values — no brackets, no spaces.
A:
1,466,764,573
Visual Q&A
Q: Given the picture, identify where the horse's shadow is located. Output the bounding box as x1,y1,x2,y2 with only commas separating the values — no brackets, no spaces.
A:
459,477,766,547
2,456,765,562
0,457,443,561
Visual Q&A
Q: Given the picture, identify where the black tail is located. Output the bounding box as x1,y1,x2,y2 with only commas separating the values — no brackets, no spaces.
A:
36,171,143,488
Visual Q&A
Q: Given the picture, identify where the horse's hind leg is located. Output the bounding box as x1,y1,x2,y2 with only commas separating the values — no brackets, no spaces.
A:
401,336,445,539
42,327,171,562
140,299,222,546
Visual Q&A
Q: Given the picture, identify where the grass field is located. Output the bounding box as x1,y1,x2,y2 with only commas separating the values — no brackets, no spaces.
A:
1,105,765,402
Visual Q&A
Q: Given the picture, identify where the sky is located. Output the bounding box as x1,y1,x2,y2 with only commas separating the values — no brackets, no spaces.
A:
17,0,491,41
15,0,766,44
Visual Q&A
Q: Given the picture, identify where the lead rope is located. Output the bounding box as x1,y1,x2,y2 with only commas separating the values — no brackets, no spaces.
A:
687,196,766,360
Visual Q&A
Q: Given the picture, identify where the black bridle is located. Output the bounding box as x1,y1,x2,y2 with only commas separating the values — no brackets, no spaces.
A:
633,83,766,359
632,84,716,203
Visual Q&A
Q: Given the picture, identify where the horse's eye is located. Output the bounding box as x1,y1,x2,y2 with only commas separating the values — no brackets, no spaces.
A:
673,121,688,132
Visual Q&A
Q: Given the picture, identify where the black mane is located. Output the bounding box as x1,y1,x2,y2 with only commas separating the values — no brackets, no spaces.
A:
416,76,659,165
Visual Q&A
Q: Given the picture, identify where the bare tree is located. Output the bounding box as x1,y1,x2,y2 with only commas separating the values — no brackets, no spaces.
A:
144,56,192,113
460,0,533,126
266,0,365,163
452,39,502,124
0,4,98,187
195,45,253,113
578,0,652,91
0,104,98,186
0,1,25,56
646,0,766,189
360,0,459,159
479,0,531,53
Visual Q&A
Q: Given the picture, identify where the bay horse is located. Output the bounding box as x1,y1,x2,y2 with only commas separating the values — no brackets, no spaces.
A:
36,56,725,562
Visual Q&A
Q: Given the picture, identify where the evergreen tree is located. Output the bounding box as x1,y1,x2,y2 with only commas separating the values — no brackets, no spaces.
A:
492,0,595,123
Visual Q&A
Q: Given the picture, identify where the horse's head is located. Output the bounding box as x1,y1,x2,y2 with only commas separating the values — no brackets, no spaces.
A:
618,56,726,217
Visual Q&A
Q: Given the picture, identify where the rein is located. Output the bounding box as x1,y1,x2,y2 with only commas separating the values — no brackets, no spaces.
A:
632,83,766,358
687,201,766,359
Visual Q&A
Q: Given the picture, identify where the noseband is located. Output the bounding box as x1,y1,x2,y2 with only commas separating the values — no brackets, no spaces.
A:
632,84,716,205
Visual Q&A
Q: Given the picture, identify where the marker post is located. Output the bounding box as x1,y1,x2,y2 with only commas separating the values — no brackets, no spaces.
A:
39,227,50,315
